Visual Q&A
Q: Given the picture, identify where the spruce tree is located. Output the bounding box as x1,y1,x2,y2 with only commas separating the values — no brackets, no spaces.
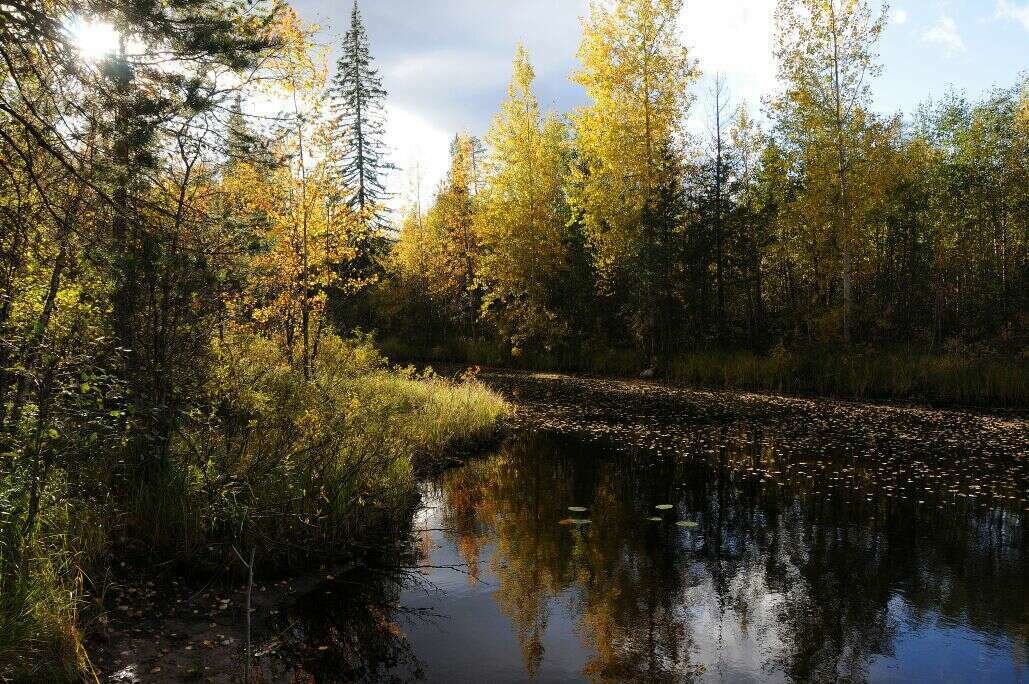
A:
330,1,392,230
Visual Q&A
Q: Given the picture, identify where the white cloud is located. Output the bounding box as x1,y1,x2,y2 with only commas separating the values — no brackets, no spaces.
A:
892,8,909,25
678,0,778,116
388,51,509,90
994,0,1029,32
921,16,966,54
384,104,452,214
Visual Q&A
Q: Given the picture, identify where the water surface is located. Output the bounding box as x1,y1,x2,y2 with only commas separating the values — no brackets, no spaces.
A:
399,429,1024,682
290,373,1028,682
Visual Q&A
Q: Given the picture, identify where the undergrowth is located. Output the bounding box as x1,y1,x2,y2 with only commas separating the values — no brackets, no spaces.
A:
0,333,508,681
381,337,1028,408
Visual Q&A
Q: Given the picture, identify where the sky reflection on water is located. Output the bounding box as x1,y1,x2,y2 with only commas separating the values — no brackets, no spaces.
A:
398,426,1025,683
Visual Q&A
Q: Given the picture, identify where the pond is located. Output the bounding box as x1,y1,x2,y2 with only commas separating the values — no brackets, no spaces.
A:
290,372,1027,682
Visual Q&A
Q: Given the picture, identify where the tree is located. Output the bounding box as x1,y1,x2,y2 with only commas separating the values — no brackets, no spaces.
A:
708,74,733,340
771,0,887,345
729,108,771,346
391,135,481,337
266,6,327,380
476,46,570,354
329,1,392,230
569,0,698,355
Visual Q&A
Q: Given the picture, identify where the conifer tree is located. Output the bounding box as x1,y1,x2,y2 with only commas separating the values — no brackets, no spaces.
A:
329,1,392,230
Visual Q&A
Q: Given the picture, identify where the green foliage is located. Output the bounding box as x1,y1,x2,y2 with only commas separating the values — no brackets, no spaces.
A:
0,474,106,682
329,0,393,227
0,333,507,678
123,332,508,566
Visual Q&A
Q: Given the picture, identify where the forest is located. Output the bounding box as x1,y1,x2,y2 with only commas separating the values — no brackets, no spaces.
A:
0,0,1025,680
379,3,1027,405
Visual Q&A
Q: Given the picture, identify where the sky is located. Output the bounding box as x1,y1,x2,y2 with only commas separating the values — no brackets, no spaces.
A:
285,0,1027,206
78,1,1027,207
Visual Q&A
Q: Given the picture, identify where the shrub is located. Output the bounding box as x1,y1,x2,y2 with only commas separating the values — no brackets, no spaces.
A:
0,332,509,678
128,331,509,568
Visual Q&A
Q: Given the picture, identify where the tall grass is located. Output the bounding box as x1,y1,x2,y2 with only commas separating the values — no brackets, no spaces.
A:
665,348,1028,407
0,477,104,682
382,335,1027,408
119,332,509,569
357,372,508,460
0,332,509,679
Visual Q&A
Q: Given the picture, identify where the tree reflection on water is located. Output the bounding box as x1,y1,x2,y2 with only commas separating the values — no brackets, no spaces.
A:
426,429,1024,682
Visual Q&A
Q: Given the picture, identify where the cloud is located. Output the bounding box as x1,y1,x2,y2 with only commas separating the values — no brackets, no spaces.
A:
345,0,587,134
921,16,966,54
892,8,908,25
679,0,778,114
294,0,589,202
384,104,452,212
993,0,1029,32
384,49,514,131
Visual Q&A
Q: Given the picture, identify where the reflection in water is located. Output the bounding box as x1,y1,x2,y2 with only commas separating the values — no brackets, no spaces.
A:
403,429,1025,682
269,515,426,683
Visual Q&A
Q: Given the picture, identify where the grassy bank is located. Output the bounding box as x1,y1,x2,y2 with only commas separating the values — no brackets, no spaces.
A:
380,337,1028,409
0,334,508,681
662,348,1027,408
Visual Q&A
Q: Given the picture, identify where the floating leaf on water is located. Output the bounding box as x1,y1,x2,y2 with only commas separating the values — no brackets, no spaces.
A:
676,521,699,528
558,518,575,525
568,506,588,512
655,504,674,510
646,516,663,521
570,518,591,525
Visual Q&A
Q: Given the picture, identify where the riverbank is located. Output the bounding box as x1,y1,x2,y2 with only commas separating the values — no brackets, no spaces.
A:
60,369,1029,681
0,337,508,682
381,338,1029,409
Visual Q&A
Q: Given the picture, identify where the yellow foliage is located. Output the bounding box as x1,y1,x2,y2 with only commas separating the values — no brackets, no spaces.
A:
569,0,697,277
475,46,570,350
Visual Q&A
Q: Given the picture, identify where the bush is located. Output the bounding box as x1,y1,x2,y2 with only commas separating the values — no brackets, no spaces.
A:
126,331,509,568
0,332,509,679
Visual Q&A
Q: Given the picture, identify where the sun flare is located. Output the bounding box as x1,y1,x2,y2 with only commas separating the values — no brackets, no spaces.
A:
70,18,119,61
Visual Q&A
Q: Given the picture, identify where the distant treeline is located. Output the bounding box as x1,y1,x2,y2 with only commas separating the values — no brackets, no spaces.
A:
370,0,1027,403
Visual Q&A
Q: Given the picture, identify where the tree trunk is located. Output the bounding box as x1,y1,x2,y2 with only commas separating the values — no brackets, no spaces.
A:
829,3,853,345
22,365,54,536
714,91,726,342
8,242,67,427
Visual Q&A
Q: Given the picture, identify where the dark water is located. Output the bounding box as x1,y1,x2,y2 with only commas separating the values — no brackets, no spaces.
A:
396,430,1025,683
282,374,1027,682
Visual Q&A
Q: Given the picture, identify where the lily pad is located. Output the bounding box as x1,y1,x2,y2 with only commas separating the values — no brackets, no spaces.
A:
655,504,674,510
568,506,588,512
676,520,699,528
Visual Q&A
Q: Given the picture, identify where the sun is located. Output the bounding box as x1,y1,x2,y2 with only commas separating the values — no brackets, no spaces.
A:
70,18,120,62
